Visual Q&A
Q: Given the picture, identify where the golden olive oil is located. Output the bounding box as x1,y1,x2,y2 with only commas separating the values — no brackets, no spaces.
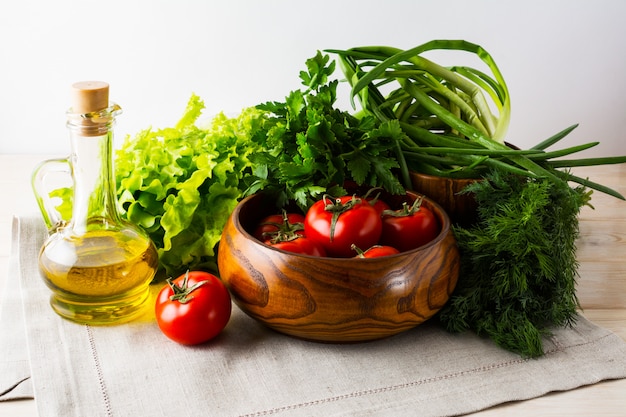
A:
39,228,158,324
32,82,159,325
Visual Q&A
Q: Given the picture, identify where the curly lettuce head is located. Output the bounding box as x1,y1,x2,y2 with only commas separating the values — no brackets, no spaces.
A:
115,95,266,278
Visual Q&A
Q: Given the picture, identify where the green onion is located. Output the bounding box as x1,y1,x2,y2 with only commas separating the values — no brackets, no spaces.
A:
530,124,579,150
327,41,626,200
547,155,626,168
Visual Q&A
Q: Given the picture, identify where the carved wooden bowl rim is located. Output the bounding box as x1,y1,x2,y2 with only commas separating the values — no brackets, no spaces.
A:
231,190,452,259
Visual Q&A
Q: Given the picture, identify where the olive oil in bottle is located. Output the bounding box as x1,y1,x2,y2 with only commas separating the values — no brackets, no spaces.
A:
32,82,158,324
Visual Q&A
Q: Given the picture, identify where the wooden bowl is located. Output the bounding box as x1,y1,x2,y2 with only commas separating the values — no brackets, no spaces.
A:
217,190,460,343
409,171,480,227
409,143,519,226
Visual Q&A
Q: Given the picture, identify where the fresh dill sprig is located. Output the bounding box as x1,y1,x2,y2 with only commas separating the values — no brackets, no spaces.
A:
438,167,591,357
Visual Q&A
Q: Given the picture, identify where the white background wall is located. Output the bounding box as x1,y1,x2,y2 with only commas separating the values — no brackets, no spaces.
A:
1,0,625,158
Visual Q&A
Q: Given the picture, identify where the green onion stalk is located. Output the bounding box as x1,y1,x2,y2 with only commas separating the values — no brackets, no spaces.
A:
326,40,626,200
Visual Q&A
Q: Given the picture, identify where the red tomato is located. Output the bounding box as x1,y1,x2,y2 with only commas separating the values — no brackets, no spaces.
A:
367,197,391,216
266,236,327,256
380,196,440,252
352,244,400,258
304,195,382,258
155,271,231,345
363,189,391,215
253,211,305,241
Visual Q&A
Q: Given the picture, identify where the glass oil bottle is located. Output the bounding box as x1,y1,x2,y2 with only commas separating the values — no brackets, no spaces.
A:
32,81,158,324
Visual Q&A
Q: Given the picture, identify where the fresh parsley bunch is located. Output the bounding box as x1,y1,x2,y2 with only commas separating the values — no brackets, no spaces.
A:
244,51,406,211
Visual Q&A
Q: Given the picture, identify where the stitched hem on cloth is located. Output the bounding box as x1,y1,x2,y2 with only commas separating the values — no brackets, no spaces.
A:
86,325,113,417
235,332,610,417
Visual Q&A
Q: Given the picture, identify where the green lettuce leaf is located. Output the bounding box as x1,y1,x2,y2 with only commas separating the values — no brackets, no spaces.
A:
114,96,266,277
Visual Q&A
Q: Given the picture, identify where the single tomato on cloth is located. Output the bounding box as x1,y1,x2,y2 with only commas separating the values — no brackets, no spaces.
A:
155,270,232,345
304,194,382,258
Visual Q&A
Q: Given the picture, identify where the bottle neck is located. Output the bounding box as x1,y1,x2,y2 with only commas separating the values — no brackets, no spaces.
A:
67,107,122,233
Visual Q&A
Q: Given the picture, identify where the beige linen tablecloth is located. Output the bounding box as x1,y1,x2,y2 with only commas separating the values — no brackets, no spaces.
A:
2,215,626,417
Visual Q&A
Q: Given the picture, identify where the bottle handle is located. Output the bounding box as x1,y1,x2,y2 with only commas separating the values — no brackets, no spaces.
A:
31,158,73,231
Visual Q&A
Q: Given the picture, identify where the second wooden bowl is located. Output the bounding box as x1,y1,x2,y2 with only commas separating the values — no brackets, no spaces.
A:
409,171,479,227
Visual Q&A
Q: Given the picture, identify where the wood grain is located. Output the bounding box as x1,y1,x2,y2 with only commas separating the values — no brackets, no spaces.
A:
409,170,480,227
574,165,626,310
218,191,460,342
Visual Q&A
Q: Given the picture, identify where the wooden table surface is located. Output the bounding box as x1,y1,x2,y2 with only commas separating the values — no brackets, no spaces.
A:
1,154,625,416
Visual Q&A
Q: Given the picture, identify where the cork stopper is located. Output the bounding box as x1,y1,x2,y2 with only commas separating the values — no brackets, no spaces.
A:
71,81,109,114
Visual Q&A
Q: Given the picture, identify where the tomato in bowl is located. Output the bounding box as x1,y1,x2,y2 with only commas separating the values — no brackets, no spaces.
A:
217,190,459,343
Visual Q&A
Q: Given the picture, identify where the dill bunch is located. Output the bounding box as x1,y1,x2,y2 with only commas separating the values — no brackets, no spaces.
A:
438,167,592,357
